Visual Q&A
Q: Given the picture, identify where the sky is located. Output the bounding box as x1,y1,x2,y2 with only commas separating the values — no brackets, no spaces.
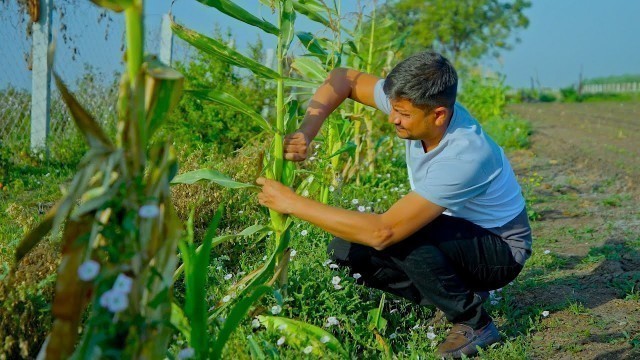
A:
1,0,639,90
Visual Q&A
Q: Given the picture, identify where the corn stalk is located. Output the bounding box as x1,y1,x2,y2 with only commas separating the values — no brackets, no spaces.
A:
14,1,185,358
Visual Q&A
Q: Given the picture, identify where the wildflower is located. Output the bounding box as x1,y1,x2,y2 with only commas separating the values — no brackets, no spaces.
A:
490,300,499,306
138,204,160,219
77,260,100,281
329,185,335,192
301,230,308,236
303,345,313,354
542,310,550,317
334,284,343,290
101,290,129,313
389,333,398,339
277,336,286,346
113,274,133,294
352,273,362,280
351,198,359,205
390,308,398,314
252,318,261,328
238,210,244,215
325,316,339,327
315,144,321,149
412,324,420,330
320,335,330,343
222,295,231,303
366,206,371,211
331,276,341,285
224,273,233,280
357,205,365,212
309,156,316,161
427,331,437,340
290,249,297,257
323,259,333,266
262,255,268,261
329,264,339,270
177,347,195,359
302,189,309,197
544,249,551,255
271,305,282,315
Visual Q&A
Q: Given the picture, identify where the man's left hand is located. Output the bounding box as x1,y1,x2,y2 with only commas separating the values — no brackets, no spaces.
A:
256,177,296,214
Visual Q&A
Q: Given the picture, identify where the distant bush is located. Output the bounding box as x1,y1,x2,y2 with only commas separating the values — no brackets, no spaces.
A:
538,91,557,102
458,71,506,122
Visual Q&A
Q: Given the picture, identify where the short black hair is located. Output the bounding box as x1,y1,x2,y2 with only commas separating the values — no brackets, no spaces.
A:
383,51,458,110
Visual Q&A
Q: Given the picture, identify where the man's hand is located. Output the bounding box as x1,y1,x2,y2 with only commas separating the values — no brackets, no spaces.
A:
256,177,297,214
283,131,309,162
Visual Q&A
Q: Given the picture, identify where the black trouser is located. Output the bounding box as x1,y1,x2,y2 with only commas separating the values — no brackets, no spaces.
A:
327,214,523,329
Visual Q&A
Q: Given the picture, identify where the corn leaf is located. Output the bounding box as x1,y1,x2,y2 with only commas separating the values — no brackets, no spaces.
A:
89,0,133,12
196,0,279,35
186,89,274,133
296,32,328,58
53,73,114,150
211,285,272,360
170,302,192,343
258,315,348,357
171,21,280,80
292,0,332,28
324,141,356,159
291,57,327,82
279,0,296,56
144,59,184,137
170,168,259,189
15,202,59,263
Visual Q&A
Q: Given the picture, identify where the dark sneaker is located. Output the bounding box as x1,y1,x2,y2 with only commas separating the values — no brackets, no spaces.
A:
436,321,501,358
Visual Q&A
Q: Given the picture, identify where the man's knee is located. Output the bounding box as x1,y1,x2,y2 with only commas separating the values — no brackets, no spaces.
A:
327,237,351,262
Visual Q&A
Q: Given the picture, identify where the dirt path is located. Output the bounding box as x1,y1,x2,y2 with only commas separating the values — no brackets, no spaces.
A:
506,102,640,359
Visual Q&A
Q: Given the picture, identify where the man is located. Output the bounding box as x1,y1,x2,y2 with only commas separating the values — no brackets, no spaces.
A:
256,51,531,358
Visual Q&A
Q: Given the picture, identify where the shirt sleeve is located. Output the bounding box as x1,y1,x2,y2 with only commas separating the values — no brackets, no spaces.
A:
373,79,392,115
414,157,501,211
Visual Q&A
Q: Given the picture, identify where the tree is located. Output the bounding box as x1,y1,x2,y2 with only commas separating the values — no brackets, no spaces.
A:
381,0,531,68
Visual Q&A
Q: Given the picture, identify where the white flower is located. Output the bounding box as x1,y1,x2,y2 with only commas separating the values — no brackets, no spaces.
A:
101,289,129,313
390,308,398,314
490,300,499,306
428,326,434,331
412,324,420,330
389,333,397,339
352,273,362,280
542,310,550,317
544,249,551,255
320,335,330,343
77,260,100,281
238,210,244,215
277,336,286,346
224,273,233,280
307,176,314,183
271,305,282,315
278,324,287,331
138,204,160,219
290,249,297,257
386,173,390,178
309,156,316,161
315,144,321,149
222,295,231,303
262,255,268,261
252,318,261,328
357,205,366,212
427,331,437,340
329,185,335,192
333,284,343,290
301,230,308,236
113,274,133,294
331,276,341,285
329,264,339,270
303,345,313,354
302,189,310,197
351,199,359,205
177,347,195,359
325,316,339,327
323,259,333,266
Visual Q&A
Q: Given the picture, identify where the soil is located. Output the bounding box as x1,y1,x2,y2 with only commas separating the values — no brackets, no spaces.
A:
506,102,640,359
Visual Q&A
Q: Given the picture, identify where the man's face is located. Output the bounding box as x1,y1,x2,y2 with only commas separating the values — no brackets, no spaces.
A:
388,98,434,141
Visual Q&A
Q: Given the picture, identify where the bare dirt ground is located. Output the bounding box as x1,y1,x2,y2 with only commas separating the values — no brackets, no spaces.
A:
507,102,640,359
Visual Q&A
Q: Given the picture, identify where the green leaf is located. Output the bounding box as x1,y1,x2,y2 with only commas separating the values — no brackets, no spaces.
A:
367,294,387,332
291,57,328,82
196,0,279,35
279,0,296,56
170,169,259,189
170,302,192,343
324,141,356,159
186,89,274,133
258,315,348,356
171,20,280,80
211,285,272,360
53,73,114,150
144,59,184,137
89,0,133,12
292,0,333,28
296,32,328,58
246,335,266,360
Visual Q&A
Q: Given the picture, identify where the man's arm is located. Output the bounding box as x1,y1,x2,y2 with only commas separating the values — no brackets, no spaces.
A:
284,68,381,161
256,177,445,250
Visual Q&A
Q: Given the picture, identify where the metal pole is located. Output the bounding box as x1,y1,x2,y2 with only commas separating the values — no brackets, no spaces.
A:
30,0,53,153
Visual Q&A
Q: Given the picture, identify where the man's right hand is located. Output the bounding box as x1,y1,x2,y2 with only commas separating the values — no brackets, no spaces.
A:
283,131,309,162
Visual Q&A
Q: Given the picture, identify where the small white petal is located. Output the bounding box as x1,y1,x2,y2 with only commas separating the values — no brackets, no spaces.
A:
329,185,335,192
333,284,343,290
329,264,339,270
302,189,309,197
303,345,313,354
177,347,196,360
427,332,436,340
138,204,160,219
320,335,330,343
544,249,551,255
542,310,550,317
271,305,282,315
277,336,286,346
113,274,133,294
309,156,316,161
222,295,231,303
323,259,333,266
77,260,100,281
290,249,297,257
106,291,129,313
301,230,308,236
389,333,397,339
357,205,366,212
490,300,499,305
307,176,314,183
390,309,398,314
238,210,244,214
326,316,339,326
352,273,362,280
278,324,287,331
331,276,341,285
252,318,261,328
224,273,233,280
351,199,359,205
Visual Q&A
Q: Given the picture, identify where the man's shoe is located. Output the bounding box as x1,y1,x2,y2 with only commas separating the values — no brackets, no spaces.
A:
436,321,501,359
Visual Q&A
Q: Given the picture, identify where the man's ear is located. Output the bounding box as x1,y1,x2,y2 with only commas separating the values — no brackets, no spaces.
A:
433,106,450,127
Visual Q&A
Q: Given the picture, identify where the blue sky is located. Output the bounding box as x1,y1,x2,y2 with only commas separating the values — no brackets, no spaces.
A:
1,0,639,90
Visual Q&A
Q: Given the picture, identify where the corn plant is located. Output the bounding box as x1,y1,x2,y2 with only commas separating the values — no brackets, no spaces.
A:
13,1,185,358
169,0,347,357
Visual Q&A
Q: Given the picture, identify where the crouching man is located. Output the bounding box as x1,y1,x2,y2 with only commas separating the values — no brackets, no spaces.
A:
256,51,531,358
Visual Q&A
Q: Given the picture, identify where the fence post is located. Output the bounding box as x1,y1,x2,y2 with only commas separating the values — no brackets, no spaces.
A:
30,0,53,153
160,14,173,66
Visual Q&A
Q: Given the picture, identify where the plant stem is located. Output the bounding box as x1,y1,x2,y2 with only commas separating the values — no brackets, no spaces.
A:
124,1,144,86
